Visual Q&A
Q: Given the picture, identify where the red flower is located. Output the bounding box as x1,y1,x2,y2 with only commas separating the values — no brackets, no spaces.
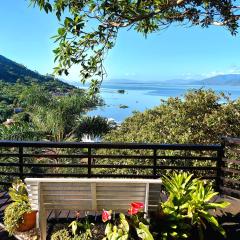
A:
102,210,112,222
131,202,144,209
128,207,139,215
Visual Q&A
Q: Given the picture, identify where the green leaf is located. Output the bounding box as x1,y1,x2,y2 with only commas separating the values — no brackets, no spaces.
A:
58,27,66,36
119,213,125,220
119,235,128,240
204,192,218,202
105,223,112,236
136,222,154,240
69,220,78,236
206,201,230,209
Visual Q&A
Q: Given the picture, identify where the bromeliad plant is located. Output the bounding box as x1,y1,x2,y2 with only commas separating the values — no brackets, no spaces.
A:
154,172,230,240
102,202,154,240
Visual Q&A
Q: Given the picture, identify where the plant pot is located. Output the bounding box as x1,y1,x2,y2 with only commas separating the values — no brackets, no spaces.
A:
16,210,37,232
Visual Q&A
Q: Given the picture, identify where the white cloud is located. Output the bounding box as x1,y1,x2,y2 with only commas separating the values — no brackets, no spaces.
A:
181,66,240,80
124,72,137,77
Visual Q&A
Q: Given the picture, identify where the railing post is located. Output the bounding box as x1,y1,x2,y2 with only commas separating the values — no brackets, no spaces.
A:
153,148,157,178
216,140,225,194
19,146,24,180
88,147,92,178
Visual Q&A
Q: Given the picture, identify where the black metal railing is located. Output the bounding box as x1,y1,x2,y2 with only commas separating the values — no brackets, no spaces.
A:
0,140,223,185
220,137,240,198
2,139,240,220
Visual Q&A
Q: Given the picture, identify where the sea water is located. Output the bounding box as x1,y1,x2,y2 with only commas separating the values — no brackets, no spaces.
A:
77,82,240,123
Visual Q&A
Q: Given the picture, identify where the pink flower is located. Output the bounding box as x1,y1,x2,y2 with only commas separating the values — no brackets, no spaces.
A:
131,202,144,209
128,207,139,215
102,210,112,222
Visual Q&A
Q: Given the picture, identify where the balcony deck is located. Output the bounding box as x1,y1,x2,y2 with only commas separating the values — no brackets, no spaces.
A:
0,138,239,239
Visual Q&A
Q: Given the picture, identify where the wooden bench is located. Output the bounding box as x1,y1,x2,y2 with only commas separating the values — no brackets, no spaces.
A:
25,178,162,240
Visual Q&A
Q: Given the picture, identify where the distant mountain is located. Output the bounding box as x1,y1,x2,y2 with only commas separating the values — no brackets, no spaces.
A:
160,79,195,85
5,55,237,89
162,74,240,86
103,79,195,85
0,54,74,90
106,75,240,86
197,74,240,86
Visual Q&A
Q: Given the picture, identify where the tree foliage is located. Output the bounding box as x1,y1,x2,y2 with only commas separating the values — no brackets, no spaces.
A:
103,89,240,144
75,115,117,138
17,84,103,141
0,80,112,141
29,0,240,91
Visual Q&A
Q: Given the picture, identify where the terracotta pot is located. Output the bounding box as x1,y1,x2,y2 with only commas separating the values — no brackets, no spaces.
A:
17,210,37,232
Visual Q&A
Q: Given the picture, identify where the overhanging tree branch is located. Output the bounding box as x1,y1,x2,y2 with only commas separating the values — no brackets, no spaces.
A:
29,0,240,93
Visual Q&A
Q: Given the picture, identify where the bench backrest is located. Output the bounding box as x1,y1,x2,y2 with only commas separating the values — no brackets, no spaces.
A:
25,178,162,213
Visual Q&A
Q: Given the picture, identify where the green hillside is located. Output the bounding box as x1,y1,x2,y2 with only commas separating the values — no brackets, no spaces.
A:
0,55,90,124
0,54,74,91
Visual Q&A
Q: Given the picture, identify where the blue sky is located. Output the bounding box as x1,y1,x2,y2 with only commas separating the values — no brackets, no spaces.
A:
1,0,240,82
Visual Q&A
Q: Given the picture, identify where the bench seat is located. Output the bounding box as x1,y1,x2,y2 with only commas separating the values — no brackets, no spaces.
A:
25,178,162,240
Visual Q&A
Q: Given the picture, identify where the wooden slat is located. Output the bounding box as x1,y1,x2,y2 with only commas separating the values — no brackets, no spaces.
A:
96,192,145,197
42,186,91,191
223,137,240,146
29,191,92,196
42,196,92,201
222,158,240,164
220,186,240,196
41,182,90,186
97,199,144,203
96,183,146,187
44,203,92,210
221,167,240,174
97,206,130,210
221,177,240,185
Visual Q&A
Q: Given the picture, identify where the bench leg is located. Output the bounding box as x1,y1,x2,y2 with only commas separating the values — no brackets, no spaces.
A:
39,207,47,240
36,210,39,229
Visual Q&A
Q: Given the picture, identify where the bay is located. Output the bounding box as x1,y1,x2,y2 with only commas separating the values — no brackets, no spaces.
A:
79,82,240,123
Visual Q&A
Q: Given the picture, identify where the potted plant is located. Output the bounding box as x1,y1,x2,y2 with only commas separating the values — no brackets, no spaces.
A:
4,179,37,235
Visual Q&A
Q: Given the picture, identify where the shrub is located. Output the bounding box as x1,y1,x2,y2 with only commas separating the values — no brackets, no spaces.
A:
51,229,71,240
3,179,32,235
103,90,240,145
4,201,32,236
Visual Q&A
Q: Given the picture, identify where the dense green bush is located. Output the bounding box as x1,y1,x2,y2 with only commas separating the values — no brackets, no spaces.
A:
4,180,32,236
4,201,32,236
51,229,72,240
